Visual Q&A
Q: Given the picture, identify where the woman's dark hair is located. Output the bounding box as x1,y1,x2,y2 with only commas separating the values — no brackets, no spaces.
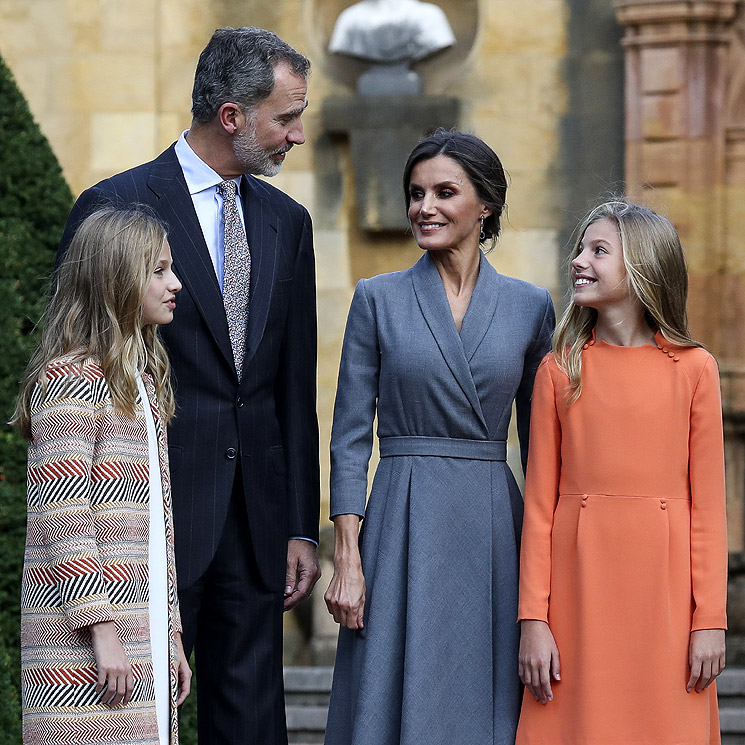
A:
403,128,508,247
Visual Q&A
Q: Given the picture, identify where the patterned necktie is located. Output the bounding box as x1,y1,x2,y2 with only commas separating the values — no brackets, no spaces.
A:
217,179,251,380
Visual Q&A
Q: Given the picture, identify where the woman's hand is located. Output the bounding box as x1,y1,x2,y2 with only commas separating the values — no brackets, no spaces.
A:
518,619,561,704
175,632,192,705
90,621,134,707
324,514,366,630
687,629,726,693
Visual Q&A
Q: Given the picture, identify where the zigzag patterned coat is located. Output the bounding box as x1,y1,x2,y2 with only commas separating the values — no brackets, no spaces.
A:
21,357,182,745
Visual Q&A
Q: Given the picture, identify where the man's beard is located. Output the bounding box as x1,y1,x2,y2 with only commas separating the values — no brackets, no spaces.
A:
232,118,290,177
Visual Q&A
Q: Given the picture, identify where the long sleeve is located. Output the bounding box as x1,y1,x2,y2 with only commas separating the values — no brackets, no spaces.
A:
689,355,728,631
26,364,114,630
275,209,321,541
329,279,381,518
517,357,562,623
515,289,556,474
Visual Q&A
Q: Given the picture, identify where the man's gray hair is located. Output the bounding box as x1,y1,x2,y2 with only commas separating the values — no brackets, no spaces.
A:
191,27,310,124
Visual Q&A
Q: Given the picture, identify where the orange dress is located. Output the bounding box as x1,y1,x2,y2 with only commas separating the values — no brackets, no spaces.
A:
516,333,728,745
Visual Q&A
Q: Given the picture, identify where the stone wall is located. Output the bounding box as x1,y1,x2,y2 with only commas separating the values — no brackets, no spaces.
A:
0,0,629,659
0,0,587,521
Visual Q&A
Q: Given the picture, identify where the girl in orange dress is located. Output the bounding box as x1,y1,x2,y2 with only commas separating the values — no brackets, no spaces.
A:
516,200,727,745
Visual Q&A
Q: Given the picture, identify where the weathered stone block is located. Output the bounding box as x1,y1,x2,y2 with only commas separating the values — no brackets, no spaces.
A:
314,229,351,292
639,140,684,185
640,47,683,93
494,228,560,292
91,112,157,173
641,92,683,138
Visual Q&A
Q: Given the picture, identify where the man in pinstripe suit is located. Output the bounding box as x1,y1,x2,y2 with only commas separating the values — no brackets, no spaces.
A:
58,27,321,745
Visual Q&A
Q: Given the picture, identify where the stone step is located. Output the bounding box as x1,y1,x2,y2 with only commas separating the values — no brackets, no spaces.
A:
721,668,745,703
283,666,745,742
285,667,332,745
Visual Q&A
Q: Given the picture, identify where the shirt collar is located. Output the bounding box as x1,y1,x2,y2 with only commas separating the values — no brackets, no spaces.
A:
175,131,242,196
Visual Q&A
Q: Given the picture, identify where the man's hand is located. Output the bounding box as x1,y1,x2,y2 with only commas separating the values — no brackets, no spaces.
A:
284,539,321,611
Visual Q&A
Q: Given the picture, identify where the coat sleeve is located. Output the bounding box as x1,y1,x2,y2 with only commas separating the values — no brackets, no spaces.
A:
27,366,115,630
689,354,728,631
517,356,561,623
275,209,321,541
329,279,380,518
515,289,556,474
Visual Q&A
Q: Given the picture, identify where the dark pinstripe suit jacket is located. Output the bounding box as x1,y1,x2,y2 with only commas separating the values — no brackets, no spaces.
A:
57,144,320,592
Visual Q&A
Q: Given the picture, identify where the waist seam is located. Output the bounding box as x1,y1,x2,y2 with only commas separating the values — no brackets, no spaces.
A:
560,492,689,501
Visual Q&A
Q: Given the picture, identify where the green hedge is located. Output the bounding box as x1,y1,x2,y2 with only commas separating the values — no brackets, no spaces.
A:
0,53,72,742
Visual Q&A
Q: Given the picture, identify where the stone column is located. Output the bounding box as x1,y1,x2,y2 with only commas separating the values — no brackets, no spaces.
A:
615,0,745,661
615,0,736,349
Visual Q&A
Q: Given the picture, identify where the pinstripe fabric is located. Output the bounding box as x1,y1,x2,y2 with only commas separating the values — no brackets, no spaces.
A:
21,357,183,745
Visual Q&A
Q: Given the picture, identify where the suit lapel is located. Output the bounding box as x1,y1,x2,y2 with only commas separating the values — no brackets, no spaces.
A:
241,175,279,372
147,147,235,373
411,252,486,429
459,253,501,362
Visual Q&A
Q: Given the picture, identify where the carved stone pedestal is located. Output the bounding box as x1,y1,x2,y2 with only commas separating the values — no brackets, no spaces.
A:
322,95,459,231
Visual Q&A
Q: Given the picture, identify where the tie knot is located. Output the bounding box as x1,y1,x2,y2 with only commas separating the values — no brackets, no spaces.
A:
218,179,238,200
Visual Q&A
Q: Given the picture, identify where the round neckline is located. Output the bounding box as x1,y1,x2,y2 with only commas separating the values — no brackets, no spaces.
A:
583,328,675,352
588,328,663,349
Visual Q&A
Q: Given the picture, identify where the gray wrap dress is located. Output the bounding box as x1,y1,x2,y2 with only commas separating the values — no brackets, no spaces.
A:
325,251,554,745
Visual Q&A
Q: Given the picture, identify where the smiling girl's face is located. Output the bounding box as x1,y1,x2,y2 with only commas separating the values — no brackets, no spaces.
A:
571,217,631,311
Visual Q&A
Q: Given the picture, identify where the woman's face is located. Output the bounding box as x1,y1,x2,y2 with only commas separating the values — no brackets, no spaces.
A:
407,155,490,255
142,240,182,327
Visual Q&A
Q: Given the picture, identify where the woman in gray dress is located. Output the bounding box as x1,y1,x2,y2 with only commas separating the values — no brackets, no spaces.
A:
324,130,554,745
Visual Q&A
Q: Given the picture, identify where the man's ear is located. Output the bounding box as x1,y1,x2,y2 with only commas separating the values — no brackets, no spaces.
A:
217,102,246,135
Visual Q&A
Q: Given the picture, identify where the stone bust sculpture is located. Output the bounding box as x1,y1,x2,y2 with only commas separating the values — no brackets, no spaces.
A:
329,0,455,63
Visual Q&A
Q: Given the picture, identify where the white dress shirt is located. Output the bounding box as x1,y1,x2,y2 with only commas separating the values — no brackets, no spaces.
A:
174,131,243,291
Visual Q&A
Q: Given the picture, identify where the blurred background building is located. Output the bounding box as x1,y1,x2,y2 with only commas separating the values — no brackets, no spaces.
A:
1,0,742,666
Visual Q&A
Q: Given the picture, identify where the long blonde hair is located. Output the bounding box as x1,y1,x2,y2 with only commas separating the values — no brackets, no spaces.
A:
553,199,700,403
13,206,176,440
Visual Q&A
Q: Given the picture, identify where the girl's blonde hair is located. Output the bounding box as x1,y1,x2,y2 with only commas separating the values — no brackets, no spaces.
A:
13,206,176,439
553,199,700,403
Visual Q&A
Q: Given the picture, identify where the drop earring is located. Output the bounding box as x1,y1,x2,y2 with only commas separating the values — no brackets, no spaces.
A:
479,215,486,241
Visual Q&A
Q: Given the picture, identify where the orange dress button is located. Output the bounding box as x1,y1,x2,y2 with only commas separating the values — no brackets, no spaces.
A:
668,352,675,358
662,347,669,353
583,344,589,350
660,500,667,510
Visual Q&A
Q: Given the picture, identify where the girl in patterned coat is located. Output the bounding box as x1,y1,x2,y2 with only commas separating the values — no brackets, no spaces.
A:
13,207,191,745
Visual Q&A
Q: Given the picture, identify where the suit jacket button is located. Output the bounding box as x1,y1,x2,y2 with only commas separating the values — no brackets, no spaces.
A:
236,398,244,408
226,447,237,459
